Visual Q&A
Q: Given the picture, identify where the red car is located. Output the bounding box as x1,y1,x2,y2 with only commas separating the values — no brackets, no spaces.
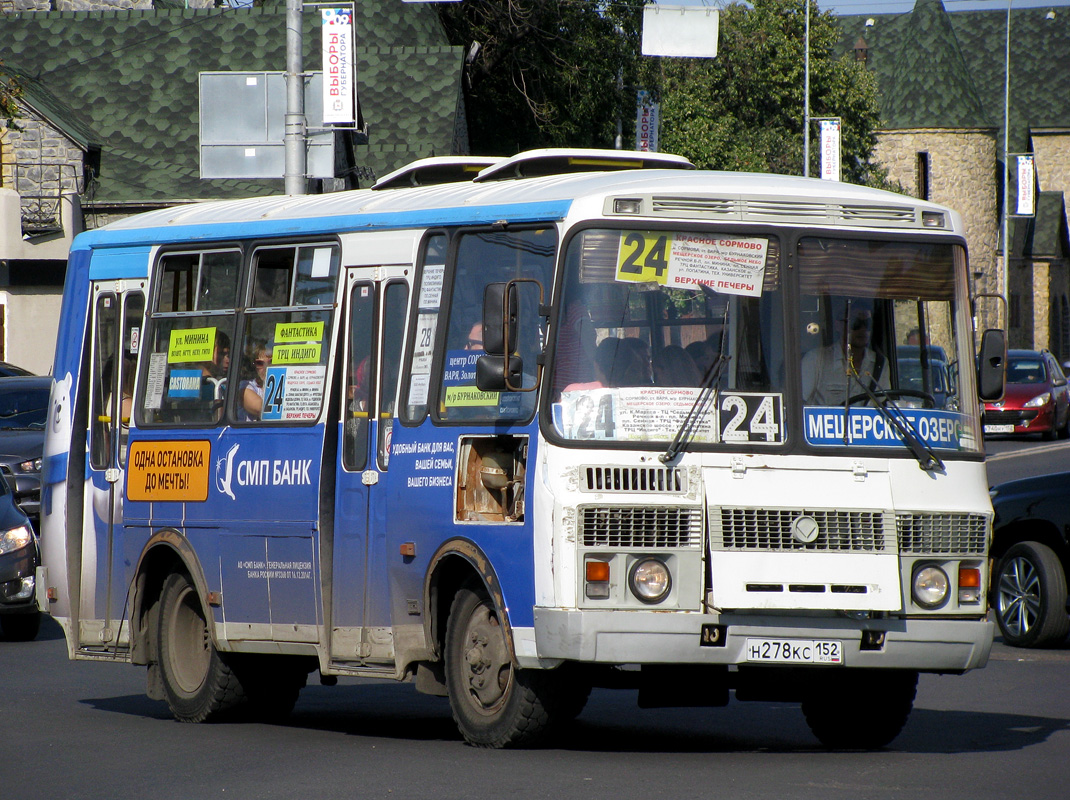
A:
983,349,1070,439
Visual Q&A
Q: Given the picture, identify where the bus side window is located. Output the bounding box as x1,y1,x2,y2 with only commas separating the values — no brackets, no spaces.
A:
344,283,375,471
143,250,240,426
377,281,409,468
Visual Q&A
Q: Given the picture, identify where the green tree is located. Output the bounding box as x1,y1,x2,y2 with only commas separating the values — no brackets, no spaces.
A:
437,0,643,155
647,0,891,187
0,59,21,130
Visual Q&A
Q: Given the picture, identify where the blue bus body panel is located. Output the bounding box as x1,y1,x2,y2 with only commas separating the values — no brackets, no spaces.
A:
86,245,154,280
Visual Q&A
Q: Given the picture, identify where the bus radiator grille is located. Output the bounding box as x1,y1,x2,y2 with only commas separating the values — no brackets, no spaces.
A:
712,508,888,552
579,506,702,549
896,513,988,555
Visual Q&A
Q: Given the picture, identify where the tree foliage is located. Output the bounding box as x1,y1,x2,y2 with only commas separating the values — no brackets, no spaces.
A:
648,0,890,186
437,0,643,155
0,59,21,130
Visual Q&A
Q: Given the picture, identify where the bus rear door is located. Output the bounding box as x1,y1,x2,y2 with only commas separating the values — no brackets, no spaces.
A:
83,281,145,646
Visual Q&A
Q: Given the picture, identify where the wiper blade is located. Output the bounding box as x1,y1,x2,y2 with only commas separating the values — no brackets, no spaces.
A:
660,354,727,464
847,374,944,473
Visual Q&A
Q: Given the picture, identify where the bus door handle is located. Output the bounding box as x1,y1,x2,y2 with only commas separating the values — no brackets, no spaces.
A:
361,470,379,486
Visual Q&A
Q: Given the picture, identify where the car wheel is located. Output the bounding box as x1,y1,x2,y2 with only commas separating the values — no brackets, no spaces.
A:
995,541,1070,648
0,610,41,641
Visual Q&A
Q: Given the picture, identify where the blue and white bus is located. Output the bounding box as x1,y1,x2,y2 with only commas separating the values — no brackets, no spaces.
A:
39,149,1004,748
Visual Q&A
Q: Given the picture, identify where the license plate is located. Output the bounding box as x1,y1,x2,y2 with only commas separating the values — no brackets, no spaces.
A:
745,638,843,664
984,424,1014,434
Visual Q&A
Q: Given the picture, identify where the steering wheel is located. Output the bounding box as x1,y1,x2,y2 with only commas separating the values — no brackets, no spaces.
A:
846,389,936,409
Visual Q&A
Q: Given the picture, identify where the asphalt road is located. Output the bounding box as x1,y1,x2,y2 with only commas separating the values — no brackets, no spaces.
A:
3,613,1069,800
4,438,1066,800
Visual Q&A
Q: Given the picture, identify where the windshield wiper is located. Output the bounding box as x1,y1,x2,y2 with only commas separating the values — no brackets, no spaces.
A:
661,302,730,464
846,369,944,473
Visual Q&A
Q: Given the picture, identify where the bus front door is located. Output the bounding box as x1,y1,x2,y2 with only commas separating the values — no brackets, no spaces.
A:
82,282,145,647
329,273,409,666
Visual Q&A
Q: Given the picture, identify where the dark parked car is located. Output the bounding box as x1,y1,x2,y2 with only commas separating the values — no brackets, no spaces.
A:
989,471,1070,647
0,362,34,378
0,376,50,527
0,469,40,641
983,349,1070,440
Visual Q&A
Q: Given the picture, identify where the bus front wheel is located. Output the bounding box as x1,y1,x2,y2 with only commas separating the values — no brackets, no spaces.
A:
157,572,243,723
801,668,917,749
444,582,556,748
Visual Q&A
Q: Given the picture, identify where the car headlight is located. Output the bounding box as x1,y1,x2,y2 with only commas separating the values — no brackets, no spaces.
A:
16,457,41,474
629,558,671,604
912,564,949,609
1024,392,1052,408
0,524,33,556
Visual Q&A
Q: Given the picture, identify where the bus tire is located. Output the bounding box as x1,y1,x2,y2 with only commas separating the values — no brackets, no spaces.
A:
0,610,41,641
157,572,244,723
231,655,308,722
444,582,555,748
995,541,1069,648
801,669,917,749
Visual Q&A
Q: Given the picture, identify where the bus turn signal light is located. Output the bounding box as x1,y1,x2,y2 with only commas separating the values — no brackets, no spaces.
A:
585,560,610,599
958,566,982,604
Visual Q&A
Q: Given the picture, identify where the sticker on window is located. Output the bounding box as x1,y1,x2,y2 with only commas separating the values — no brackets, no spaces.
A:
615,232,767,297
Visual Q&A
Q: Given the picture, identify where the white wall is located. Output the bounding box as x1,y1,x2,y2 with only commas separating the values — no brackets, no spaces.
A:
0,288,62,374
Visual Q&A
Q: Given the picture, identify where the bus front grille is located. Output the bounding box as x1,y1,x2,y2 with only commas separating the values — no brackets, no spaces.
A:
581,465,686,493
896,513,988,555
579,506,702,549
712,508,888,552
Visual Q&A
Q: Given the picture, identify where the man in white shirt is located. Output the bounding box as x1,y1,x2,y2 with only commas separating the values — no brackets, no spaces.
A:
802,307,889,405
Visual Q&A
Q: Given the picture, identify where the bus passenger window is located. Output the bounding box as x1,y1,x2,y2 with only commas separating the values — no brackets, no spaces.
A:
378,282,409,468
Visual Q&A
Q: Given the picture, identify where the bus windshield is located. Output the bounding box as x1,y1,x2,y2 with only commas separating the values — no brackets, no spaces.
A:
548,228,981,456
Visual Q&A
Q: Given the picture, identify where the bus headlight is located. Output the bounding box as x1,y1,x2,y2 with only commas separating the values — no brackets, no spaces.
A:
629,558,671,604
912,564,949,609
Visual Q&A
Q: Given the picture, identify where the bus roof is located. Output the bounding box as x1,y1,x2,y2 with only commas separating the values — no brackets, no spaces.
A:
72,154,960,250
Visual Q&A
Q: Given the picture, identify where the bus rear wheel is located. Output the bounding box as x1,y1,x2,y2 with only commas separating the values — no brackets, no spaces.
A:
444,583,556,748
157,572,244,723
801,669,918,749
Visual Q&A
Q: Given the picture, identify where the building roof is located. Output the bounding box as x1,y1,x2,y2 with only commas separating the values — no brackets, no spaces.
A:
838,0,1070,151
0,4,465,204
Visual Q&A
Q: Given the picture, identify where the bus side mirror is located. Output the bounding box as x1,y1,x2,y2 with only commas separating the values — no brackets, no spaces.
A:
482,282,517,357
476,354,524,392
977,328,1006,402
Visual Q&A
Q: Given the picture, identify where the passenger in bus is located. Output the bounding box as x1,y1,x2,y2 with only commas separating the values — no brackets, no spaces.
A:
552,303,599,398
801,307,889,405
200,331,230,407
597,337,651,387
654,345,701,387
238,341,271,421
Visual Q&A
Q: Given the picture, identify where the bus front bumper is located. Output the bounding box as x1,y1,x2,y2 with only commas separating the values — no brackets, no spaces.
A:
530,608,993,672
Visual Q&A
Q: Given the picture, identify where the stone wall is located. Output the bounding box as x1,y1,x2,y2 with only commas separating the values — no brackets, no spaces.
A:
875,128,1001,330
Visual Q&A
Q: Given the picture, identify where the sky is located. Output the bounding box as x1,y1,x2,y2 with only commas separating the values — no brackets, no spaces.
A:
818,0,1070,15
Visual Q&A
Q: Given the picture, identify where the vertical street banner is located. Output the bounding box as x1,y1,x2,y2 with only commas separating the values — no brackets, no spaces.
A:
1016,155,1036,216
819,120,840,181
635,90,659,152
321,7,356,124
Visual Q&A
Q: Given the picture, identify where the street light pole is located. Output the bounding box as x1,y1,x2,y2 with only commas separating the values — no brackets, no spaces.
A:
1001,1,1011,320
284,0,307,196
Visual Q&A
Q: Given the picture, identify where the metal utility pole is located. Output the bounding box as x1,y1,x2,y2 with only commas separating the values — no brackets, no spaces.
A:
1001,1,1011,317
284,0,307,195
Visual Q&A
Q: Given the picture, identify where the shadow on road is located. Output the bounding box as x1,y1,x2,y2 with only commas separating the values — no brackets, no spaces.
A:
78,678,1070,756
